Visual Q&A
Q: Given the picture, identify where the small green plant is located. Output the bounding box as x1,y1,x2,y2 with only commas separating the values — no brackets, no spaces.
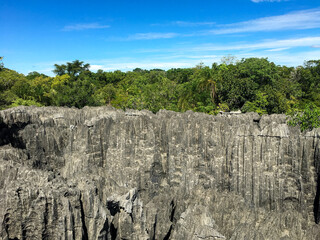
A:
288,103,320,132
9,98,42,108
212,103,229,115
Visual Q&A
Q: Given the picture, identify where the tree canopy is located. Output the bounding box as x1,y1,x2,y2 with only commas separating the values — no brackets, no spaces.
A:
53,60,90,77
0,57,319,130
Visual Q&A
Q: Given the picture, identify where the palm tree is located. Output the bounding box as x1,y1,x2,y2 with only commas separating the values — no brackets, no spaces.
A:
197,67,217,104
53,60,90,77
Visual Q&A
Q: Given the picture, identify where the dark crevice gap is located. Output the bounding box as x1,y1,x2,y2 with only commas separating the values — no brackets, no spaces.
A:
170,200,175,222
16,188,26,240
107,201,120,216
314,142,320,224
42,200,49,240
152,214,157,240
4,213,11,239
79,195,89,240
0,122,27,149
21,223,27,240
314,173,320,224
129,212,134,223
110,223,117,240
163,225,172,240
98,219,109,240
163,200,176,240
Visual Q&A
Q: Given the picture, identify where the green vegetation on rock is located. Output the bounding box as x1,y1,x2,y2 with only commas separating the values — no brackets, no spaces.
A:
288,103,320,132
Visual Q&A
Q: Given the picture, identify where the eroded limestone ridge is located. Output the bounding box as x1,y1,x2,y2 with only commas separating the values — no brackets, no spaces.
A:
1,106,320,240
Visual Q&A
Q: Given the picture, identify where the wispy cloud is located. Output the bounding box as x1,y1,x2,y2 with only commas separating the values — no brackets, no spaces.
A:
118,29,211,41
24,44,320,77
186,36,320,52
212,8,320,34
236,50,320,66
62,23,110,31
85,48,320,72
152,21,215,27
127,32,179,40
184,55,218,59
172,21,215,27
266,47,289,52
90,65,109,71
111,9,320,41
89,61,192,71
134,36,320,56
251,0,286,3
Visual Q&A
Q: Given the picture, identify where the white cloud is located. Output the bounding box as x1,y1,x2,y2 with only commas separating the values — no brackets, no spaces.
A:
28,68,54,76
113,8,320,41
86,49,320,72
63,23,110,31
152,21,215,27
212,8,320,34
184,55,218,59
131,36,320,67
251,0,285,3
88,61,194,71
26,34,320,77
192,36,320,51
172,21,215,27
266,47,289,52
236,50,320,66
134,36,320,56
24,46,320,77
127,32,179,40
90,65,106,71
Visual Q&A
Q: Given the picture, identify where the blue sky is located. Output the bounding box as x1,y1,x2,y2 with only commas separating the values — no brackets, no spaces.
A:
1,0,320,76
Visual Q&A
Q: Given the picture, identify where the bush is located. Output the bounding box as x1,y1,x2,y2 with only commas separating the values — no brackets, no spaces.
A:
288,103,320,132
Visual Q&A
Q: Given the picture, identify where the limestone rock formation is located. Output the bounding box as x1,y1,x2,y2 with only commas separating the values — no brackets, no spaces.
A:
0,106,320,239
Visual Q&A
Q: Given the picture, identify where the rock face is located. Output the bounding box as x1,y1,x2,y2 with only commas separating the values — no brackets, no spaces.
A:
0,106,320,239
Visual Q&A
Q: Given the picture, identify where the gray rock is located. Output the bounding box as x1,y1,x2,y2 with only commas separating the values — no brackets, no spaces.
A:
0,106,320,239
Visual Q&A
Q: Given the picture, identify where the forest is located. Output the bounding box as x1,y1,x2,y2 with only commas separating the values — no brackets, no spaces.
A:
0,57,320,130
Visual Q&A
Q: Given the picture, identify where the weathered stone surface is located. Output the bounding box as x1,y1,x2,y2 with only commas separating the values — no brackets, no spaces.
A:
0,106,320,239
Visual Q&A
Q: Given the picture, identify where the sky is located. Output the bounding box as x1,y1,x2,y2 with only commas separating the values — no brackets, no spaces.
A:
1,0,320,76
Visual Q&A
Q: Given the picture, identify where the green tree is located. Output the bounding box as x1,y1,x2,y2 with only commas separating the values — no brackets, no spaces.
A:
0,57,4,71
48,74,73,106
29,76,53,105
52,64,67,76
167,68,193,84
93,84,117,105
177,65,212,112
26,71,48,80
242,91,268,115
237,58,279,86
197,65,217,104
0,69,29,108
288,103,320,132
295,60,320,104
216,63,257,110
53,60,90,77
0,57,320,116
71,74,98,107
